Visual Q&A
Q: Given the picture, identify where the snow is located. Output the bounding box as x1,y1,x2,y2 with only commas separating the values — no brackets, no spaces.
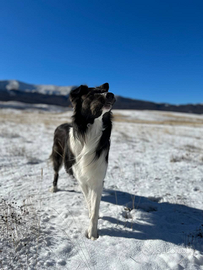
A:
0,103,203,269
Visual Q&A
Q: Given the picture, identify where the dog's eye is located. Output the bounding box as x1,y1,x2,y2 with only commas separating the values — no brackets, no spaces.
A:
98,95,105,102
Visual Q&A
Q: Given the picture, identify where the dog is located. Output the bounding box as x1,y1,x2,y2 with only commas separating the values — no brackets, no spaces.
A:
50,83,116,240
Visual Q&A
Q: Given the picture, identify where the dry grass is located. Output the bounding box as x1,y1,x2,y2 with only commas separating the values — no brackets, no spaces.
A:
113,111,203,127
170,154,191,163
183,144,202,152
0,197,42,269
0,108,203,127
0,110,72,126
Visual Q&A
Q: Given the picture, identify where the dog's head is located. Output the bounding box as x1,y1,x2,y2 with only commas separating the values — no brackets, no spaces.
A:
70,83,116,119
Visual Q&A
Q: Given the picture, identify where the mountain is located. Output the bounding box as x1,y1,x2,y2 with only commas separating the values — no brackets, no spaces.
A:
0,80,74,107
115,96,203,114
0,80,73,96
0,80,203,114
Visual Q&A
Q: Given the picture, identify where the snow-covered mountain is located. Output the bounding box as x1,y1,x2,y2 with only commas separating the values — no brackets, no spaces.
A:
0,80,74,96
1,80,203,114
0,80,76,107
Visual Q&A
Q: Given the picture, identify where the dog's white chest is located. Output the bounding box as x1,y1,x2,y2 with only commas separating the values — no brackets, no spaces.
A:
69,117,108,186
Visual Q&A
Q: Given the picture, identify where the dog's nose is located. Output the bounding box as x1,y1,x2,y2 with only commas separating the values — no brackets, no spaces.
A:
106,92,114,101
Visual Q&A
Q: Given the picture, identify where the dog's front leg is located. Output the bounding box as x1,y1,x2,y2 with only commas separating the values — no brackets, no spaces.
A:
86,185,103,240
80,184,92,215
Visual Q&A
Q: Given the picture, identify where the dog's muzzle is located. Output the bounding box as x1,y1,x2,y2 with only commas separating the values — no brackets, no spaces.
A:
104,92,116,109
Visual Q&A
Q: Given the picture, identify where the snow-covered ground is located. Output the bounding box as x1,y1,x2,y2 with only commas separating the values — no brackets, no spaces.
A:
0,103,203,270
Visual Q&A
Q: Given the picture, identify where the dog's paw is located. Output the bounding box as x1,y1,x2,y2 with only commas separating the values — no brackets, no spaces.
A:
89,236,98,241
85,230,99,240
50,186,58,193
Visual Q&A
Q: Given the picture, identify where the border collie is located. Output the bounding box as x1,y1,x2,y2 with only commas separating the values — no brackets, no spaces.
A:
50,83,115,240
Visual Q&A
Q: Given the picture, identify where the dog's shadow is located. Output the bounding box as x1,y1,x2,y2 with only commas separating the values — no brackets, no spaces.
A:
101,189,203,252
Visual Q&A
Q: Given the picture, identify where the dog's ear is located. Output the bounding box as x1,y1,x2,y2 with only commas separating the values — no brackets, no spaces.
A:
94,83,109,93
69,85,89,106
99,83,109,92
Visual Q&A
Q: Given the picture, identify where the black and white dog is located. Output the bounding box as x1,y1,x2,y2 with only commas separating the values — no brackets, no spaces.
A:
50,83,115,240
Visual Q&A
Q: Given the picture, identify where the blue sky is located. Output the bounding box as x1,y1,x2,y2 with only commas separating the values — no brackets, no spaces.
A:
0,0,203,104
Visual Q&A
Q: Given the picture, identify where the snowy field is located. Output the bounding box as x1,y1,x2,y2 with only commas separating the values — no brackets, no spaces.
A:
0,102,203,270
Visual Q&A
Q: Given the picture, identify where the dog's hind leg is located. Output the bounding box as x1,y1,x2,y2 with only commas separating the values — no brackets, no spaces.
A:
50,142,63,192
50,123,71,192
